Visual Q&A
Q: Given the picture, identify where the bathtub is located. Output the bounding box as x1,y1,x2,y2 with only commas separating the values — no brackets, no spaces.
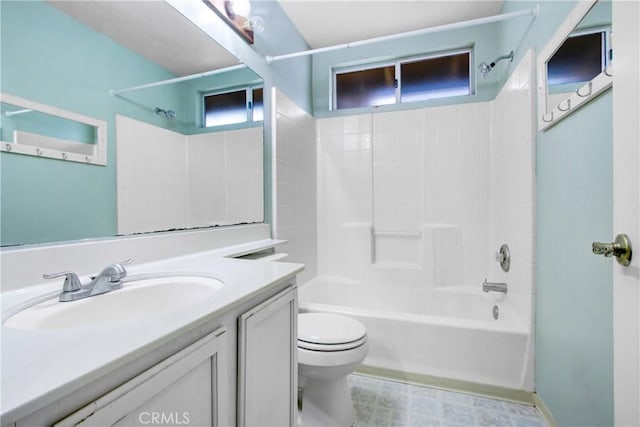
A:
298,277,532,391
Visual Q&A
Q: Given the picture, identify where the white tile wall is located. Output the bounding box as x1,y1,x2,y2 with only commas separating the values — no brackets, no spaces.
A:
317,115,373,281
116,115,189,234
224,127,264,224
188,132,227,226
488,50,536,338
274,89,317,283
314,54,535,379
317,103,491,287
116,116,263,234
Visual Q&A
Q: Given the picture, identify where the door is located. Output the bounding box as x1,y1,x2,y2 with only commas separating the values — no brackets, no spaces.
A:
612,2,639,425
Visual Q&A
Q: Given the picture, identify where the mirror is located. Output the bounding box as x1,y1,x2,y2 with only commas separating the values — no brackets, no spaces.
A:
0,1,264,246
537,0,612,130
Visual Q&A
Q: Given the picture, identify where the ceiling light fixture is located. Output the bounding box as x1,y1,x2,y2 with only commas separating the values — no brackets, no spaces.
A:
205,0,264,44
228,0,264,33
245,16,264,33
227,0,251,18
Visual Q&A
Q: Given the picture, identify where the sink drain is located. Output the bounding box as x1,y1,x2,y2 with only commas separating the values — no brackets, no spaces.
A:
492,305,499,320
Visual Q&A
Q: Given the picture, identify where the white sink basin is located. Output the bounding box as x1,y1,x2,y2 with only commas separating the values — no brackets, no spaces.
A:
3,274,224,331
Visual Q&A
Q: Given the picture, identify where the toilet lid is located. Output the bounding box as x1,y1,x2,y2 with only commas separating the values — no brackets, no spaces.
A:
298,335,367,352
298,313,366,346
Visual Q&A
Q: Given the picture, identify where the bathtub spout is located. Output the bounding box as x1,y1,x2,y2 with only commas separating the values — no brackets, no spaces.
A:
482,278,508,294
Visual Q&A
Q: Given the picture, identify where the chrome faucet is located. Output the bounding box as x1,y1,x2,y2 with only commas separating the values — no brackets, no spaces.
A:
482,278,508,294
44,259,132,302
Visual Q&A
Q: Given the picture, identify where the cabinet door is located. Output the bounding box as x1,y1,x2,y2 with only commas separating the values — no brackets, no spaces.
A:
238,286,297,427
55,327,228,427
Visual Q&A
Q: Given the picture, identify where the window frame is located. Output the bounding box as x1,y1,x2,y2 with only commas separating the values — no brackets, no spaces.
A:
332,48,473,111
202,85,263,128
332,60,399,110
547,25,611,91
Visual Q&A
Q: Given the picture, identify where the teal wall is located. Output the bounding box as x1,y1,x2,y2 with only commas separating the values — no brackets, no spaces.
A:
0,0,310,246
0,108,96,144
537,92,613,426
0,0,181,245
309,13,530,116
248,0,311,226
501,1,614,425
251,0,312,114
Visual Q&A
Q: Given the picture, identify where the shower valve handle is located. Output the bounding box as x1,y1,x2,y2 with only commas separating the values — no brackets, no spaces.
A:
495,244,510,272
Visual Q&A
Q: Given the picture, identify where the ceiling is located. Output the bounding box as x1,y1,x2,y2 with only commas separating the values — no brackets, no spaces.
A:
47,0,503,77
278,1,503,49
47,0,240,76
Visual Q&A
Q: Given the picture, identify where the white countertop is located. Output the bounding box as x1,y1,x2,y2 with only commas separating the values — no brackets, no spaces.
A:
0,240,304,423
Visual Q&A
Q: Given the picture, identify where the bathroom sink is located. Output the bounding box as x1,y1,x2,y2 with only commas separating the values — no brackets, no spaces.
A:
3,274,224,331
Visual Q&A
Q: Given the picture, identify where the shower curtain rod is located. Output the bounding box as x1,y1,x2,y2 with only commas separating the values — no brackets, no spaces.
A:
109,6,537,94
110,63,247,96
265,6,539,63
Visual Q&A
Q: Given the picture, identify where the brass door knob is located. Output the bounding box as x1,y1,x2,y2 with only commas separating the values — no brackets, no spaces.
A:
592,234,633,266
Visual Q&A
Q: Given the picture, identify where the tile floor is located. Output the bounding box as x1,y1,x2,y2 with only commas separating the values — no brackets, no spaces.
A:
348,374,548,427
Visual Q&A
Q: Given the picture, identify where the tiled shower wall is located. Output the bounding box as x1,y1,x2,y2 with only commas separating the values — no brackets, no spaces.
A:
317,104,491,288
274,89,318,283
315,51,534,324
488,51,536,349
116,116,263,235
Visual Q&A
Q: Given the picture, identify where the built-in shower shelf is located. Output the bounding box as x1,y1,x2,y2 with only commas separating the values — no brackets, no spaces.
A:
371,228,422,268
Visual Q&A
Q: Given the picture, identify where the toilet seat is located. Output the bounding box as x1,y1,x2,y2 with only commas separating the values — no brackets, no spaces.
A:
298,313,367,352
298,335,367,352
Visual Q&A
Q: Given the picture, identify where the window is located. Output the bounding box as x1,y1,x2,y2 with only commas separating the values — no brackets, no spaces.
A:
547,27,610,87
335,65,396,109
203,87,263,127
401,54,470,103
333,50,471,110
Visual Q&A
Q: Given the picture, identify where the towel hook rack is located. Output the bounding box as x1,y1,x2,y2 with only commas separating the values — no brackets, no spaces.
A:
576,81,593,97
558,99,571,112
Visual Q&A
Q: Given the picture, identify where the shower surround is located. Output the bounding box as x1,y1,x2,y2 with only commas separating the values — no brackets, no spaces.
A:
304,51,535,391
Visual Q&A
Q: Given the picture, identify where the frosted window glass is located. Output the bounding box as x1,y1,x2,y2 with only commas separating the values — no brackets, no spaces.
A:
401,53,470,103
204,90,247,127
335,66,396,109
548,32,604,86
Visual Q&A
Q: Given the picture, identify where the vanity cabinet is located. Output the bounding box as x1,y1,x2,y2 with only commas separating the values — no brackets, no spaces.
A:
54,328,229,427
11,281,297,427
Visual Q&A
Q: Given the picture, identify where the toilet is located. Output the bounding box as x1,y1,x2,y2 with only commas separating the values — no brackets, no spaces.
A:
297,312,369,427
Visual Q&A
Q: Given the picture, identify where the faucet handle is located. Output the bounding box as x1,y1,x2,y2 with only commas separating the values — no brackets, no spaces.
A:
43,271,82,292
103,258,133,282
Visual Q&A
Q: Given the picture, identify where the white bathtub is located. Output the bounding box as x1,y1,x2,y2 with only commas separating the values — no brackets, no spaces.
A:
298,278,532,391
